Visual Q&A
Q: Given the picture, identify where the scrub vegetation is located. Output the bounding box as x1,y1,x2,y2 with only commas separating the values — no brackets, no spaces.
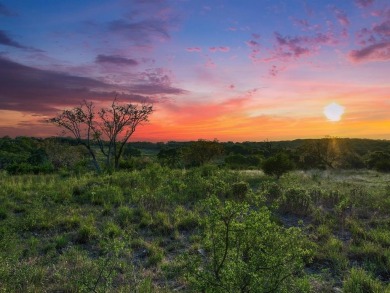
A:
1,136,390,292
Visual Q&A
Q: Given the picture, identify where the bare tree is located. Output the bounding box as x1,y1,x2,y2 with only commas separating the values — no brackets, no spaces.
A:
49,101,101,171
49,99,153,171
95,99,153,169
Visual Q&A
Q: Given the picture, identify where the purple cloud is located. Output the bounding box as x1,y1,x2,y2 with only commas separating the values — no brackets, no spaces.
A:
351,7,390,63
246,39,261,62
0,57,186,114
0,30,27,49
373,20,390,37
129,84,185,95
0,30,43,52
275,33,310,58
349,41,390,62
355,0,375,8
293,18,321,32
272,32,339,61
186,47,202,52
95,54,138,66
269,65,279,77
137,68,187,95
209,46,230,53
333,8,350,26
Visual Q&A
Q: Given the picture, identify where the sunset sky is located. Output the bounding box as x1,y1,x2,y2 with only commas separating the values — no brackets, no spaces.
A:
0,0,389,141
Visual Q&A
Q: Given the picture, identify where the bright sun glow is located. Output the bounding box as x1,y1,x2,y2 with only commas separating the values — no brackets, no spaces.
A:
323,102,345,122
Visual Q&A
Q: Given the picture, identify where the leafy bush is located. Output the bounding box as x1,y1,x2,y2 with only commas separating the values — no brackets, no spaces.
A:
280,187,312,216
185,197,312,292
230,181,249,200
262,152,295,179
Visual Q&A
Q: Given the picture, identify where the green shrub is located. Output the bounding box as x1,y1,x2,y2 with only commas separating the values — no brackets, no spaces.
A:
54,235,70,250
76,224,97,244
104,221,121,239
116,206,133,228
185,196,312,292
280,187,312,216
265,182,282,201
343,268,386,293
150,211,173,236
322,237,349,273
174,206,200,231
74,184,124,206
262,152,295,179
230,181,249,200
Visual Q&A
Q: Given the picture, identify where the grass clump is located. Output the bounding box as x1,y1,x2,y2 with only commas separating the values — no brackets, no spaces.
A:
343,268,389,293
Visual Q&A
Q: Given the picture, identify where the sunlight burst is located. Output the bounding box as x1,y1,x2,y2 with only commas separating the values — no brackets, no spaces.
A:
323,102,345,122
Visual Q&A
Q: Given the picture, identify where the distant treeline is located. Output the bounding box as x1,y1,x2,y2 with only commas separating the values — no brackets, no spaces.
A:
1,136,390,174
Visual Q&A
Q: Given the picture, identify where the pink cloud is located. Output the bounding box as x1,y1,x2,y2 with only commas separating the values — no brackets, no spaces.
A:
205,58,216,69
270,32,337,63
209,46,230,53
355,0,375,8
349,41,390,62
373,20,390,36
245,39,261,62
268,65,285,77
333,8,350,26
186,47,202,52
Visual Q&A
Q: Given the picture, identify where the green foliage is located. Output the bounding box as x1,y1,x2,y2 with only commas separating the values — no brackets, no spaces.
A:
224,154,262,169
1,164,390,291
157,147,183,168
230,181,249,200
73,184,124,206
182,139,224,167
343,268,388,293
122,144,142,158
185,196,311,292
262,152,295,179
280,187,312,216
76,223,98,244
366,151,390,172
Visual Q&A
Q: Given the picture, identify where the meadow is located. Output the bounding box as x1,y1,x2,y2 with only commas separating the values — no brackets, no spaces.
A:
1,164,390,292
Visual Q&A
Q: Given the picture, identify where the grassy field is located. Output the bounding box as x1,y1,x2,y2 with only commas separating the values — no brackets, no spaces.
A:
0,166,389,292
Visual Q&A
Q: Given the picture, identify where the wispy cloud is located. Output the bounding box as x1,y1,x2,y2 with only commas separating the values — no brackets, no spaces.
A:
270,32,338,61
355,0,375,8
333,7,350,26
186,47,202,52
373,20,390,36
349,6,390,63
95,54,138,66
349,41,390,62
245,39,261,62
0,30,42,52
209,46,230,53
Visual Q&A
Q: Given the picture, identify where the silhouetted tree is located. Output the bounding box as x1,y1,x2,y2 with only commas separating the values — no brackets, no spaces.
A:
50,99,153,171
